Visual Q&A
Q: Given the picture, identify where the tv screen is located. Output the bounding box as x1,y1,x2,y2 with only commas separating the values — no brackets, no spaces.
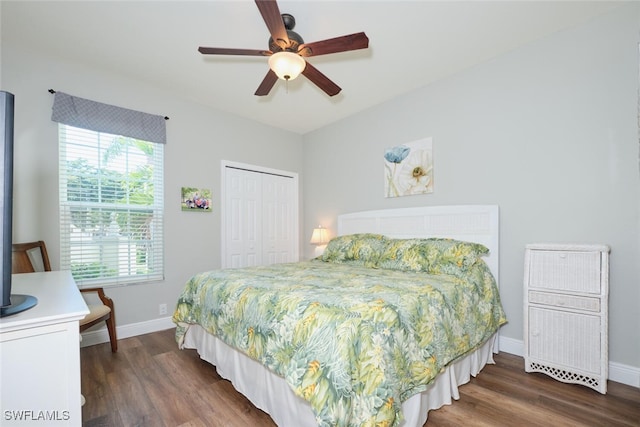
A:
1,90,14,309
1,91,37,317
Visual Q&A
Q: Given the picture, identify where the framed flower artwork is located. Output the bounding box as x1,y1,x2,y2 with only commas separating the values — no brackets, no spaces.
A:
384,137,433,198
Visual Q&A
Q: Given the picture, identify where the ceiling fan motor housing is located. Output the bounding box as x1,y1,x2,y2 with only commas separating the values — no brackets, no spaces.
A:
269,13,304,52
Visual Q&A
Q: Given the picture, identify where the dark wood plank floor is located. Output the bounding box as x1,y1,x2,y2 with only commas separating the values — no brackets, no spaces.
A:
81,329,640,426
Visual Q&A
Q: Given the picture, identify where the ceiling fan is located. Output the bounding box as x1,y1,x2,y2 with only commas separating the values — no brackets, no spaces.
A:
198,0,369,97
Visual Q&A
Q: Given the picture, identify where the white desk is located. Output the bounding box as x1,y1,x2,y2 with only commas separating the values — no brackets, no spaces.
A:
0,271,89,426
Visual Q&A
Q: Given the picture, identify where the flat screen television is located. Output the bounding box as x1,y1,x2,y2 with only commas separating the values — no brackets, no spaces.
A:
0,90,37,317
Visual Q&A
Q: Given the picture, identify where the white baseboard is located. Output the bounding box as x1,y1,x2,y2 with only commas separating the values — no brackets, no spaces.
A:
498,335,639,388
609,361,640,388
82,322,640,389
80,316,175,348
498,334,524,357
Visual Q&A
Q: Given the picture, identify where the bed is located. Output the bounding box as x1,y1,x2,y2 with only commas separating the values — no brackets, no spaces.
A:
173,205,506,427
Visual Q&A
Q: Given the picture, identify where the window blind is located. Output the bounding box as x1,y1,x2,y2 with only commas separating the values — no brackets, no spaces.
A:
58,125,164,286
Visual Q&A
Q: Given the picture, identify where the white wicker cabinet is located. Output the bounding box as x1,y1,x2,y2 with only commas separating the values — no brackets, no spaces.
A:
523,243,610,394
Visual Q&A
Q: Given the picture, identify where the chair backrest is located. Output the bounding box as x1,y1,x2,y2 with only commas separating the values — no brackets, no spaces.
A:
12,241,52,273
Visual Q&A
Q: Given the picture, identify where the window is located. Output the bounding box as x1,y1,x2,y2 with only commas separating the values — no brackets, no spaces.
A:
58,125,164,286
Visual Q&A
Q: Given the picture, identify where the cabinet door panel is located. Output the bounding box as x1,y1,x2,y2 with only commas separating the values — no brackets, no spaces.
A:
1,322,81,426
528,250,601,293
528,306,600,374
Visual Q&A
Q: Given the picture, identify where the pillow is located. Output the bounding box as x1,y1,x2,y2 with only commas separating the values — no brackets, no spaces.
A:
377,238,489,276
321,233,389,267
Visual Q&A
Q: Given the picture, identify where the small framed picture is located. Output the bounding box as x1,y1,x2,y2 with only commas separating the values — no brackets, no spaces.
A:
181,187,212,212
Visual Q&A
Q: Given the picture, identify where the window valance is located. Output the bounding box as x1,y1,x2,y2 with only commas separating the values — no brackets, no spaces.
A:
51,91,166,144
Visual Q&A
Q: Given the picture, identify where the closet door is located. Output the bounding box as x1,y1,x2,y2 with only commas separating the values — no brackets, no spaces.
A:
262,173,297,264
225,166,262,268
222,162,298,268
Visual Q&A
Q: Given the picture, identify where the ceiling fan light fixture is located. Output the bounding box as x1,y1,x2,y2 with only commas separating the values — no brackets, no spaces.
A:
268,51,306,81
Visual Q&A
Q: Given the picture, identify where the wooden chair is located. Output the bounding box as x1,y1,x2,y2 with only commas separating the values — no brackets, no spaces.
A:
12,241,118,352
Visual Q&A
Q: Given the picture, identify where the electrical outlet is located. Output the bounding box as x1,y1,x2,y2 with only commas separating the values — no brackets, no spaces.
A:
159,303,167,315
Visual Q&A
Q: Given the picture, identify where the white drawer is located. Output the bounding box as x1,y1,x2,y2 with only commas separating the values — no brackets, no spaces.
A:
528,250,601,294
529,290,600,312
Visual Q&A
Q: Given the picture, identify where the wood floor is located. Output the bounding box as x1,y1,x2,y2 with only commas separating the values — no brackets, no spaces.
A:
81,328,640,427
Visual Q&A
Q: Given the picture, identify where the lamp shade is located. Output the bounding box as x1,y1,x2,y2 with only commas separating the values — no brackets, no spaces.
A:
268,52,306,81
310,226,329,245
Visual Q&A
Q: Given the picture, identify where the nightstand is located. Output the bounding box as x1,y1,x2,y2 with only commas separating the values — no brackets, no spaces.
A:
523,243,610,394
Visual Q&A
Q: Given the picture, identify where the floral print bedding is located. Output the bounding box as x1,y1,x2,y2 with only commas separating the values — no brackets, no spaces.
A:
173,241,506,427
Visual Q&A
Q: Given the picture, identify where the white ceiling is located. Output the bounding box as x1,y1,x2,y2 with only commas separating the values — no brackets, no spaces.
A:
1,1,625,134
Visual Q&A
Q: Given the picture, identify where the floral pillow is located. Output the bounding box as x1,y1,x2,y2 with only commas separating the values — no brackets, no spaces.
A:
321,233,389,267
377,238,489,276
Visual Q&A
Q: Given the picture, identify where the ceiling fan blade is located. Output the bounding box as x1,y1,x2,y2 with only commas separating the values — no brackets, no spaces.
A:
302,62,341,97
199,47,271,56
255,0,289,50
298,32,369,57
255,69,279,96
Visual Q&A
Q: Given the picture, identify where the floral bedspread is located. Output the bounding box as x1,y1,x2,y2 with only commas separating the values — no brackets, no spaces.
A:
173,260,506,427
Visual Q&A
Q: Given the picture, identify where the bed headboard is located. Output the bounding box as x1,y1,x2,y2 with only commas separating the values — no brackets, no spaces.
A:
337,205,499,285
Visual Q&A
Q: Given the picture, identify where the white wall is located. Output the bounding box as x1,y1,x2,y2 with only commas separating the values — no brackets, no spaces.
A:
1,43,303,327
303,4,640,372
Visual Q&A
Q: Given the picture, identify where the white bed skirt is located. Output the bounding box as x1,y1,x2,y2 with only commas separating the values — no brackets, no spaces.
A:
182,325,498,427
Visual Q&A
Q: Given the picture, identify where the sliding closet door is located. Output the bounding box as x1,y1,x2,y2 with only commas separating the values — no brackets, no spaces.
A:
262,173,297,264
222,162,298,268
225,166,263,268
